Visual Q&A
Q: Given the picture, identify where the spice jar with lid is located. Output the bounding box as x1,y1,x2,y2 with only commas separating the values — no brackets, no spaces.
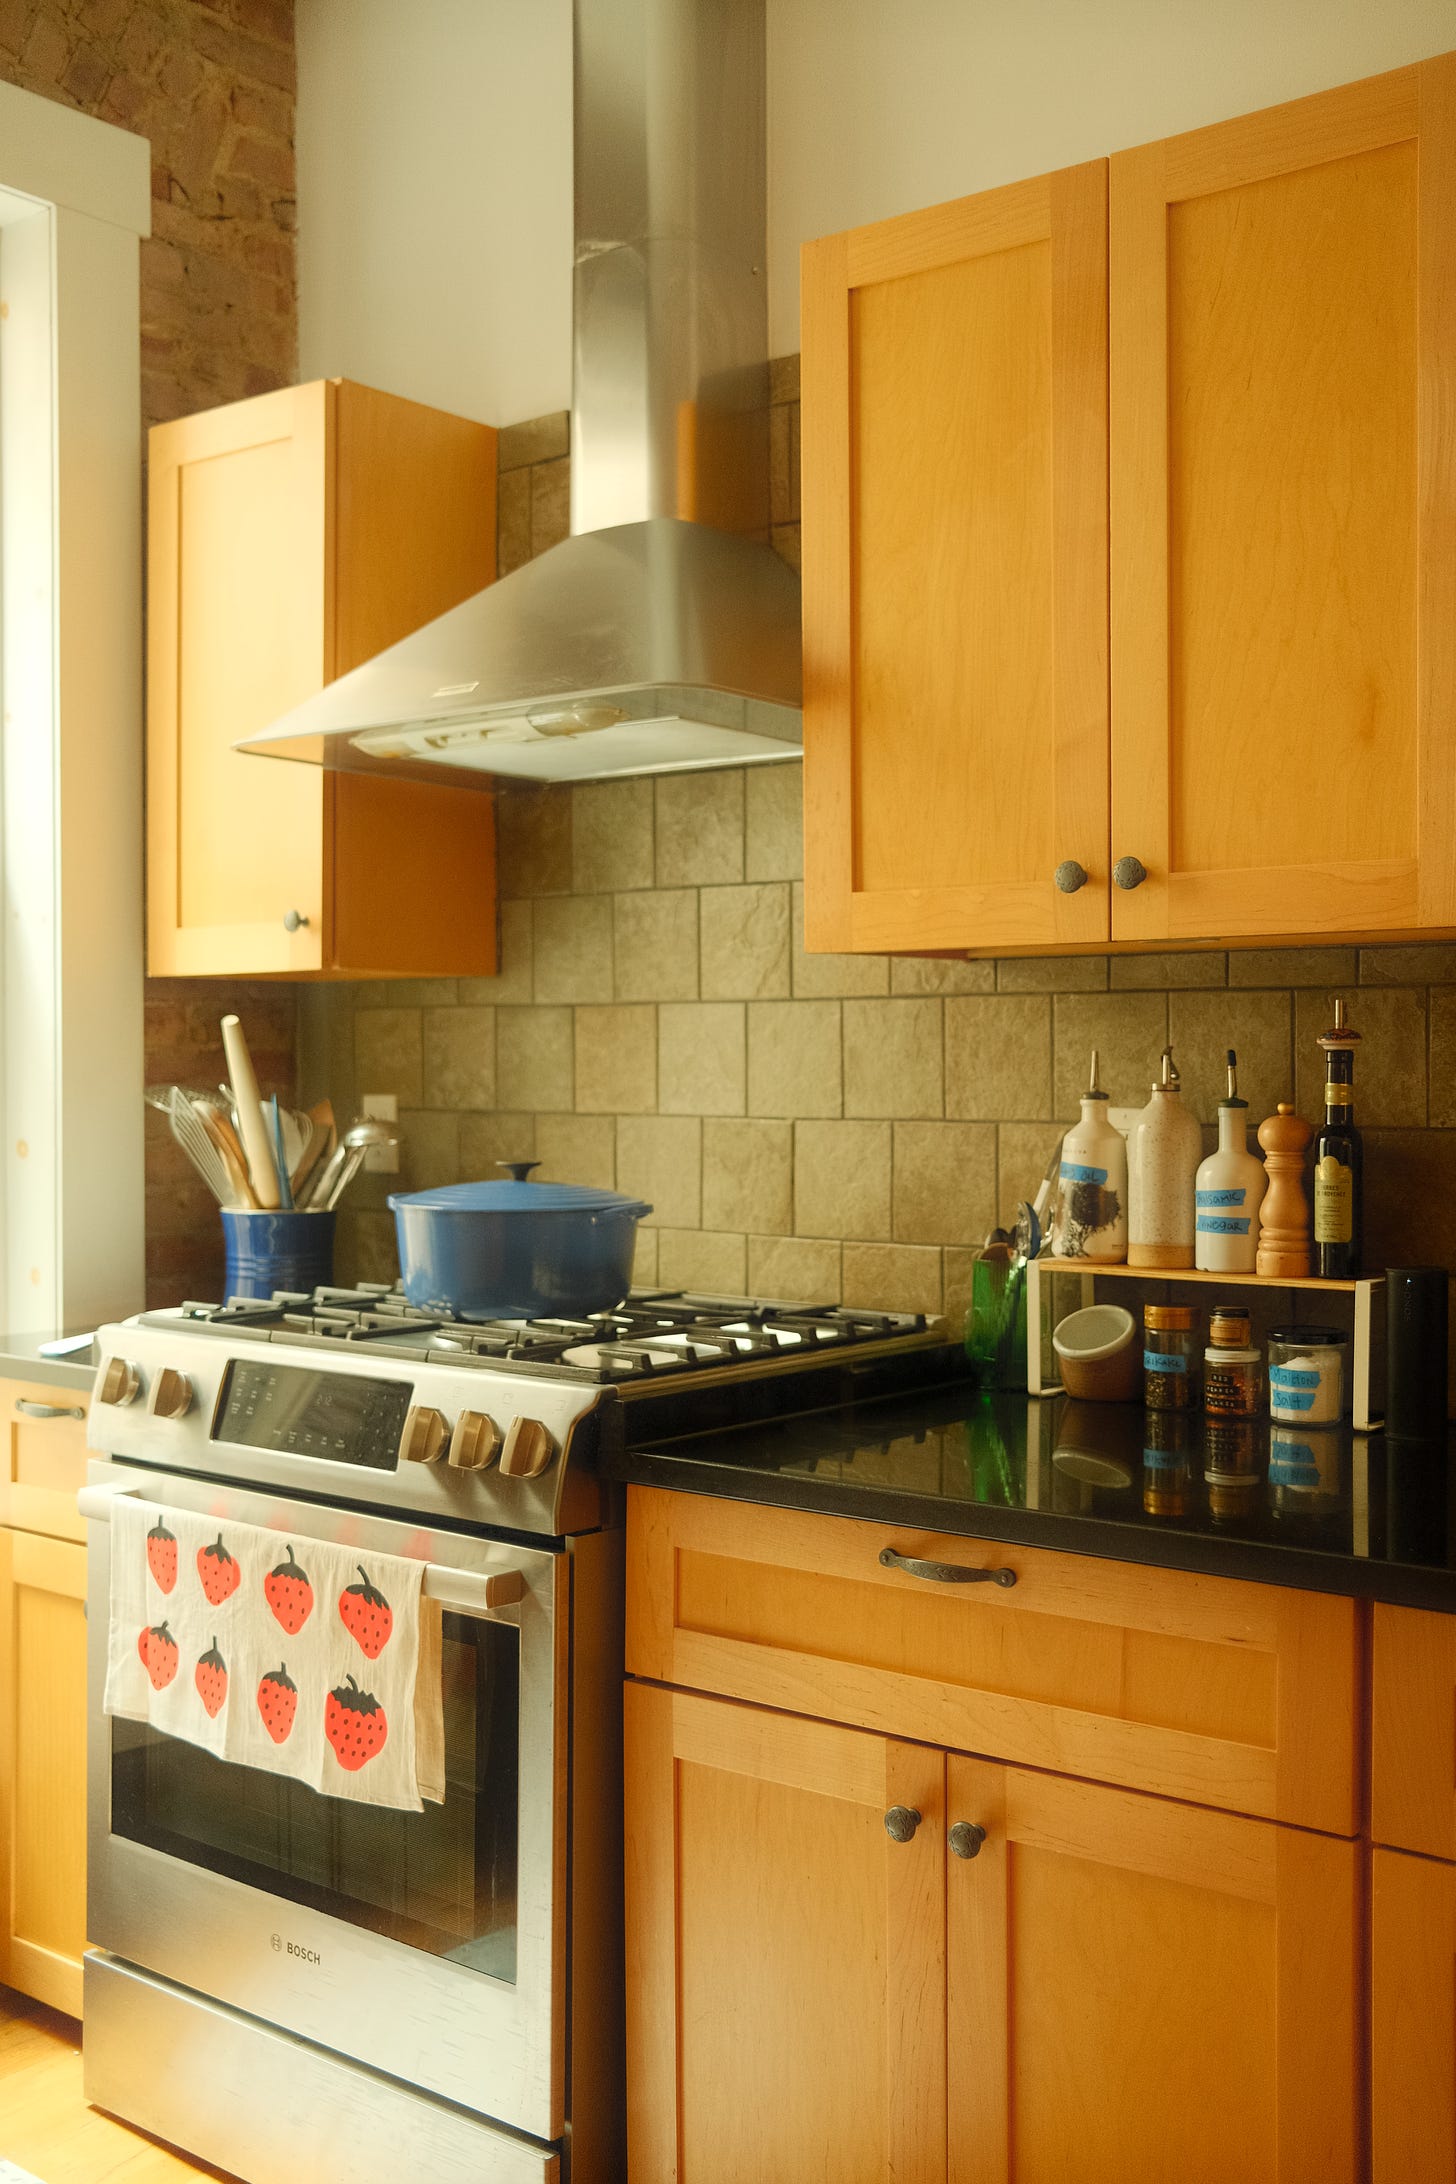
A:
1268,1327,1347,1424
1204,1307,1261,1417
1143,1303,1200,1409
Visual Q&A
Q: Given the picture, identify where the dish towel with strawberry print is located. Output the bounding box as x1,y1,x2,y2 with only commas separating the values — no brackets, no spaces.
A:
104,1498,445,1812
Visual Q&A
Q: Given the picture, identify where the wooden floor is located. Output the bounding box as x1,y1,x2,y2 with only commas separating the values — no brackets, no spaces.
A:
0,1987,238,2184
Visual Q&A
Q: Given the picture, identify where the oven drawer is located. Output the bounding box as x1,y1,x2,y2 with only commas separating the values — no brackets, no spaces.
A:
626,1487,1359,1833
0,1376,89,1542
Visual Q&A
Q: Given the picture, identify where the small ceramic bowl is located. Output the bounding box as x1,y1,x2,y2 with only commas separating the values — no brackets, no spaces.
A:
1051,1303,1140,1402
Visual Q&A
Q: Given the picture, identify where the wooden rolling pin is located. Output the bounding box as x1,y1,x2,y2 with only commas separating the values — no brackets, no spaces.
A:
220,1014,280,1210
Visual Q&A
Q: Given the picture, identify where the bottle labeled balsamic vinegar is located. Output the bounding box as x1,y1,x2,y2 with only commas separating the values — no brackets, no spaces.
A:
1314,998,1362,1279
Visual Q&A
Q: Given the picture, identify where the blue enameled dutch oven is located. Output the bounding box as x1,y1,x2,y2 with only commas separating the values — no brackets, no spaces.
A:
389,1162,653,1321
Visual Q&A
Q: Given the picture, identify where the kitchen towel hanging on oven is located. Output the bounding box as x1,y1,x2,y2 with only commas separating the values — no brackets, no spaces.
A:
104,1498,445,1812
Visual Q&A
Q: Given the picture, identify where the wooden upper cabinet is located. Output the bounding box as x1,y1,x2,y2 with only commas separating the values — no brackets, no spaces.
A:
148,378,500,979
801,162,1110,956
1110,55,1456,944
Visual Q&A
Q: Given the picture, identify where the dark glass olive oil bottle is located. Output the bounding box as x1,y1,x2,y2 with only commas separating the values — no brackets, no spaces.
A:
1314,997,1362,1278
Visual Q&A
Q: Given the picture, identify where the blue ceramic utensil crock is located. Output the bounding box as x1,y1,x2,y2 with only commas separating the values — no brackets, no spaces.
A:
221,1208,336,1301
389,1162,652,1320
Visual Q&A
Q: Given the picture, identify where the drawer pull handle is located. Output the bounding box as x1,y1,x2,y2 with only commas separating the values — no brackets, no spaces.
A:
884,1805,922,1843
948,1821,987,1860
879,1546,1016,1588
14,1398,84,1421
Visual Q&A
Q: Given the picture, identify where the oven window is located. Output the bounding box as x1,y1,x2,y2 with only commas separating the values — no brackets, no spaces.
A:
110,1613,520,1982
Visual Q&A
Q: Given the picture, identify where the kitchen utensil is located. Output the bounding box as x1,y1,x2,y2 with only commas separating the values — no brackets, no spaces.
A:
302,1117,396,1210
292,1102,334,1199
220,1014,280,1211
194,1099,258,1209
268,1097,296,1211
168,1086,234,1207
389,1159,652,1320
1051,1304,1140,1402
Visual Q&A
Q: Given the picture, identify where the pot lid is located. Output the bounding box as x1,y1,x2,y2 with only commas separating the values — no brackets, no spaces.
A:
390,1162,650,1219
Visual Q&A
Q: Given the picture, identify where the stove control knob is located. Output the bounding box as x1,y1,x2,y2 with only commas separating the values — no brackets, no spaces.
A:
448,1410,501,1471
98,1357,142,1408
399,1405,449,1466
148,1367,194,1421
500,1416,556,1479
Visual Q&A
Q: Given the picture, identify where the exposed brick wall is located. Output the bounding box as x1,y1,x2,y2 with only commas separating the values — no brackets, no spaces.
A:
0,0,301,1309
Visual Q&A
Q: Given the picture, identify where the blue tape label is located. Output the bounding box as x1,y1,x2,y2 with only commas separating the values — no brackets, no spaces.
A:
1270,1366,1320,1389
1196,1188,1246,1208
1273,1389,1318,1412
1143,1350,1188,1374
1196,1215,1251,1235
1060,1161,1108,1185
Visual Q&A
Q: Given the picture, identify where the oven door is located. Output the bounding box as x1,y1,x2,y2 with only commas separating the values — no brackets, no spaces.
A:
84,1462,565,2145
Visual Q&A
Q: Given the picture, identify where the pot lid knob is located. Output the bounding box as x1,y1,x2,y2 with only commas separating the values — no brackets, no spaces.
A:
495,1161,541,1183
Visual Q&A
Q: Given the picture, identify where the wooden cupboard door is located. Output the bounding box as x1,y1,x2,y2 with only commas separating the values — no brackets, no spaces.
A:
0,1528,87,2016
148,382,329,976
625,1682,945,2184
1371,1845,1456,2182
1371,1600,1456,1858
947,1760,1359,2184
801,161,1109,957
1110,56,1456,944
0,1378,88,1543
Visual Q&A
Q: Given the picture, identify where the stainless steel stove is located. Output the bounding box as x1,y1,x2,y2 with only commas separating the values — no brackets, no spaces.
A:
80,1287,955,2184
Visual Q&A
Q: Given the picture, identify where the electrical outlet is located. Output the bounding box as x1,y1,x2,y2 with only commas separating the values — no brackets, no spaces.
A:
361,1092,399,1173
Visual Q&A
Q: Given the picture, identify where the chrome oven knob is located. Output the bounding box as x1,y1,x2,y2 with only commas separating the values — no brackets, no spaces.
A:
147,1367,194,1420
98,1357,142,1407
399,1405,449,1465
500,1416,556,1479
448,1409,501,1471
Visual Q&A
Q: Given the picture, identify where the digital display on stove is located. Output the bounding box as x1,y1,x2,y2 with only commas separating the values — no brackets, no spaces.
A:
213,1361,411,1470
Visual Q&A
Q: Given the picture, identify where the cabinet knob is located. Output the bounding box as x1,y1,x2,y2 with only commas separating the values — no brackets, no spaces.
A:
1054,860,1088,894
1113,857,1147,891
948,1820,987,1860
282,909,310,933
883,1805,922,1843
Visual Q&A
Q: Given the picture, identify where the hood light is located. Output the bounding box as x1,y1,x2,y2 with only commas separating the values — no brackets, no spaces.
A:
351,701,629,762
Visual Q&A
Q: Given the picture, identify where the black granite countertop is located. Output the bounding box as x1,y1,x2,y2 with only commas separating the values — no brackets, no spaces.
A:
610,1371,1456,1612
0,1330,99,1392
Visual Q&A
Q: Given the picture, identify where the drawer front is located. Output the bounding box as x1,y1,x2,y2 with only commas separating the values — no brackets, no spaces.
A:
1371,1602,1456,1857
627,1488,1360,1834
0,1377,89,1542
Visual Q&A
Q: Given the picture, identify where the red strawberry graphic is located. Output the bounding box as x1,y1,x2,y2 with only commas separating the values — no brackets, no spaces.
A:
324,1675,388,1771
146,1514,177,1593
338,1566,393,1659
137,1621,179,1690
197,1534,240,1606
264,1544,313,1634
257,1662,298,1744
195,1636,228,1718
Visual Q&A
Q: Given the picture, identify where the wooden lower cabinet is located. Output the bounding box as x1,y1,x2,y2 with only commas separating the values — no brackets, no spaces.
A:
0,1525,88,2015
625,1682,1360,2184
1371,1846,1456,2182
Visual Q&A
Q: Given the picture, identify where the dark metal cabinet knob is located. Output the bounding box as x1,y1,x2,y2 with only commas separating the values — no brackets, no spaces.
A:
1113,857,1148,890
948,1821,987,1860
1054,860,1088,894
883,1805,922,1843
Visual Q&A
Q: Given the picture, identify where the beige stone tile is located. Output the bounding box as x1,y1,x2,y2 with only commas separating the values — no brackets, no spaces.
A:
355,1008,422,1107
497,785,572,897
842,1242,943,1315
701,882,791,999
497,467,531,575
769,354,800,405
945,996,1052,1122
997,1121,1064,1229
632,1227,659,1287
1167,989,1293,1127
422,1006,495,1110
941,1247,979,1339
748,1232,841,1302
1294,986,1427,1128
893,1121,996,1246
791,882,889,996
574,1004,657,1113
1054,992,1169,1114
395,1109,460,1192
533,894,614,1005
745,764,803,882
1362,944,1456,985
530,457,570,554
459,898,533,1007
997,955,1108,992
795,1119,891,1239
497,1006,574,1112
843,999,943,1119
1432,992,1456,1127
703,1118,793,1234
572,778,654,893
1110,952,1225,989
890,955,995,995
497,411,569,470
657,1228,748,1294
769,399,800,526
532,1113,615,1188
1365,1130,1456,1274
382,978,458,1008
1228,945,1357,988
340,1209,399,1287
616,1115,702,1229
655,770,744,886
459,1113,536,1176
747,1000,842,1118
659,1002,746,1115
614,889,699,1002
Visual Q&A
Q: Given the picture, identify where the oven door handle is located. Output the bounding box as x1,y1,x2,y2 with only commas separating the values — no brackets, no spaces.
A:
76,1480,528,1619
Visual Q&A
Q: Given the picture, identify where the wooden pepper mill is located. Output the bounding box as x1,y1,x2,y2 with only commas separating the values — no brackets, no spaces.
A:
1256,1102,1315,1277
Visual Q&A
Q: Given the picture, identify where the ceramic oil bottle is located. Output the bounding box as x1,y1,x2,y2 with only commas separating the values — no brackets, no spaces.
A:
1128,1046,1203,1269
1194,1051,1267,1273
1053,1049,1128,1263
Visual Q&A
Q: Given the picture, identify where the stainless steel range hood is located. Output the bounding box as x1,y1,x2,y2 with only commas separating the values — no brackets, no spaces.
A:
239,0,801,788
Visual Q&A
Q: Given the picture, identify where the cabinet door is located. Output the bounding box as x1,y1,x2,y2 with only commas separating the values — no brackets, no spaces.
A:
1372,1844,1456,2182
801,161,1109,956
625,1682,945,2184
947,1759,1359,2184
1110,56,1456,944
0,1527,88,2015
1370,1600,1456,1858
0,1377,88,1542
